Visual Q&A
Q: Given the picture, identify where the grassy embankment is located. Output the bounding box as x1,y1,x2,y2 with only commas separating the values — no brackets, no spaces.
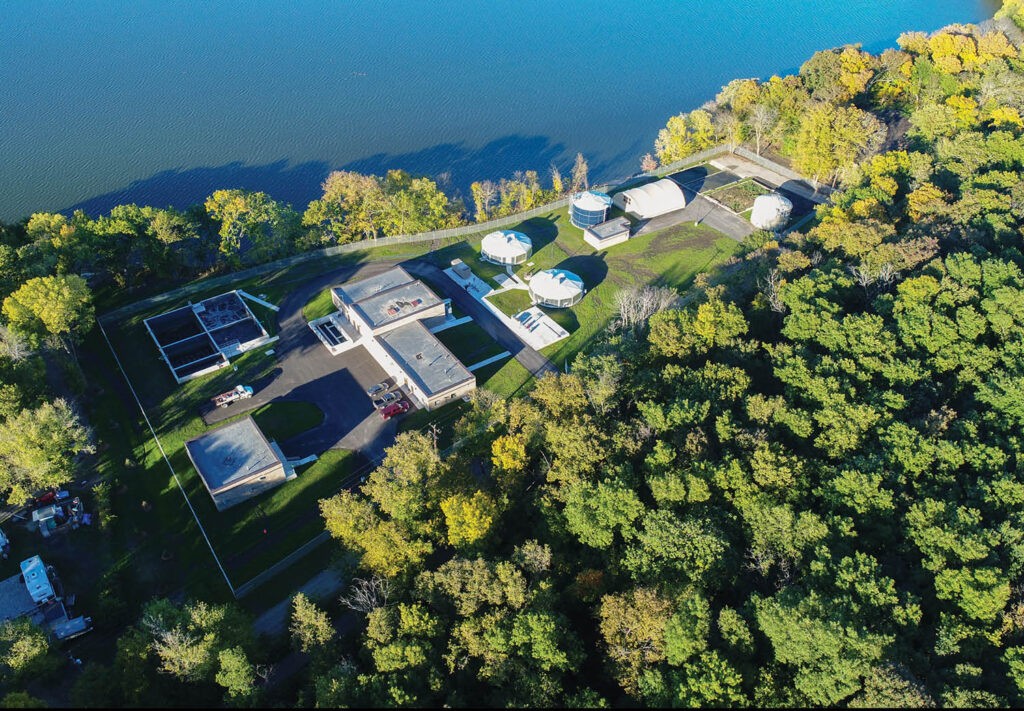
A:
431,202,740,368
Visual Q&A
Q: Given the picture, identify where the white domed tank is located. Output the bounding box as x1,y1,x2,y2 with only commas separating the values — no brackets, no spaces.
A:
570,191,612,229
481,230,533,266
750,193,793,231
528,269,585,308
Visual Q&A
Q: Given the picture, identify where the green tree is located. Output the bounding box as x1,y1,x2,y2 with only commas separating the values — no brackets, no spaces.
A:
793,104,886,185
0,618,54,682
204,189,299,265
290,592,335,653
0,399,93,503
2,274,94,353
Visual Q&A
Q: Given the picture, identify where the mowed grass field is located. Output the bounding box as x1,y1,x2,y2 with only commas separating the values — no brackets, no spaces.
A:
431,205,741,367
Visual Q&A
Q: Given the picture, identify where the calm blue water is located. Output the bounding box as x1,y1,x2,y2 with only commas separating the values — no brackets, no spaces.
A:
0,0,998,221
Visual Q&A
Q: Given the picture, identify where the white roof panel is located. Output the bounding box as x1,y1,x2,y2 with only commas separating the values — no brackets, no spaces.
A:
571,191,613,211
529,269,584,301
481,230,532,260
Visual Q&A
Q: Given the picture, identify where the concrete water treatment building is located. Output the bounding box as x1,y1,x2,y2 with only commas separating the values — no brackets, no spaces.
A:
184,416,293,512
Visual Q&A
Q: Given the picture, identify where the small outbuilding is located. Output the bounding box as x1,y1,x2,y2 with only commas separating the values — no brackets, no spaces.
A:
185,416,292,512
613,179,688,219
583,218,631,250
529,269,585,309
570,191,613,229
750,193,794,230
481,230,533,266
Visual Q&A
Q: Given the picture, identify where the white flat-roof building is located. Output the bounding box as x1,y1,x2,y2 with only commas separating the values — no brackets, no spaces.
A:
332,266,448,338
184,416,292,512
481,230,533,265
612,179,687,219
583,218,631,250
371,321,476,410
529,269,585,309
329,267,476,411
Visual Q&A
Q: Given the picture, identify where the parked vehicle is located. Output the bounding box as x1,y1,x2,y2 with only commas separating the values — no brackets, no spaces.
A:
366,381,391,397
380,400,410,420
372,391,400,409
212,385,253,408
0,529,9,559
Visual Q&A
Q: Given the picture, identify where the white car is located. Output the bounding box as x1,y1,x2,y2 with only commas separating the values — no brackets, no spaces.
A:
372,391,400,409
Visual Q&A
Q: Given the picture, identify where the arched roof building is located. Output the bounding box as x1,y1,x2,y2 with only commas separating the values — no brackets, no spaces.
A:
612,179,687,219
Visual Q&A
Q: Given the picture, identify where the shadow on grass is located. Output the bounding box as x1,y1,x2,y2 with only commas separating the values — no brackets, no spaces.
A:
511,214,561,254
555,253,609,291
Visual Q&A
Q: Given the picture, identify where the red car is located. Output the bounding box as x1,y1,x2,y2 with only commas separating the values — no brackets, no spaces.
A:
380,400,410,420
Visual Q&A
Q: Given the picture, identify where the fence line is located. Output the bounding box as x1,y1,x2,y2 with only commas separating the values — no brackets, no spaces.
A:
102,145,737,322
96,317,236,597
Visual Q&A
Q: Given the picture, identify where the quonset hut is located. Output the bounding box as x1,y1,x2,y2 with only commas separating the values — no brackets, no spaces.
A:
529,269,585,308
570,191,613,229
481,230,533,266
750,193,794,230
612,179,687,219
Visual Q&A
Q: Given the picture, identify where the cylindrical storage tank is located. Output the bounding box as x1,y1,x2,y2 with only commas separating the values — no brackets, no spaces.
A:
480,230,533,266
750,193,794,231
528,269,585,309
570,191,613,229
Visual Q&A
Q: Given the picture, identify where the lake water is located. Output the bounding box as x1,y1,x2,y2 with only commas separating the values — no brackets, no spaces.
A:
0,0,998,221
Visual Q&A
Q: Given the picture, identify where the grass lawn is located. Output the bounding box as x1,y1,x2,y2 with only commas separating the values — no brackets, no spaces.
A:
303,288,337,322
426,206,740,367
706,179,770,213
102,306,354,587
434,321,507,365
485,288,533,317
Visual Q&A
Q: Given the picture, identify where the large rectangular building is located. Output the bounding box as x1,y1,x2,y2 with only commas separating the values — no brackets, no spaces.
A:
184,416,291,511
374,321,475,410
332,266,447,337
329,266,476,410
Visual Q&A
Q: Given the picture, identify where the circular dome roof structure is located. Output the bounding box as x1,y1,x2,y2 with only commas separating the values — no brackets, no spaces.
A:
481,230,533,265
528,268,585,309
750,193,794,231
570,191,613,229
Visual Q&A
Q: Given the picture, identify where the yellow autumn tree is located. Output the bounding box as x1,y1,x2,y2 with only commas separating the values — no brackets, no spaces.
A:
491,434,528,475
440,491,496,548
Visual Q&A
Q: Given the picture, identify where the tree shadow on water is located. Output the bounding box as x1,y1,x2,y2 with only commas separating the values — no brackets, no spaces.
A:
65,159,332,216
62,134,576,217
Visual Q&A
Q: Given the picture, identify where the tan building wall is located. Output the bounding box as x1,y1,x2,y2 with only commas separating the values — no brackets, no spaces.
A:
210,464,287,512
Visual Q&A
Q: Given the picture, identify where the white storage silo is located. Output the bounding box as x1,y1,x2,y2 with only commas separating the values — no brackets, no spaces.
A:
750,193,793,231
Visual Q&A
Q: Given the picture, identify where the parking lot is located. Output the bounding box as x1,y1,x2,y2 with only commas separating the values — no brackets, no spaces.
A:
202,262,416,463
